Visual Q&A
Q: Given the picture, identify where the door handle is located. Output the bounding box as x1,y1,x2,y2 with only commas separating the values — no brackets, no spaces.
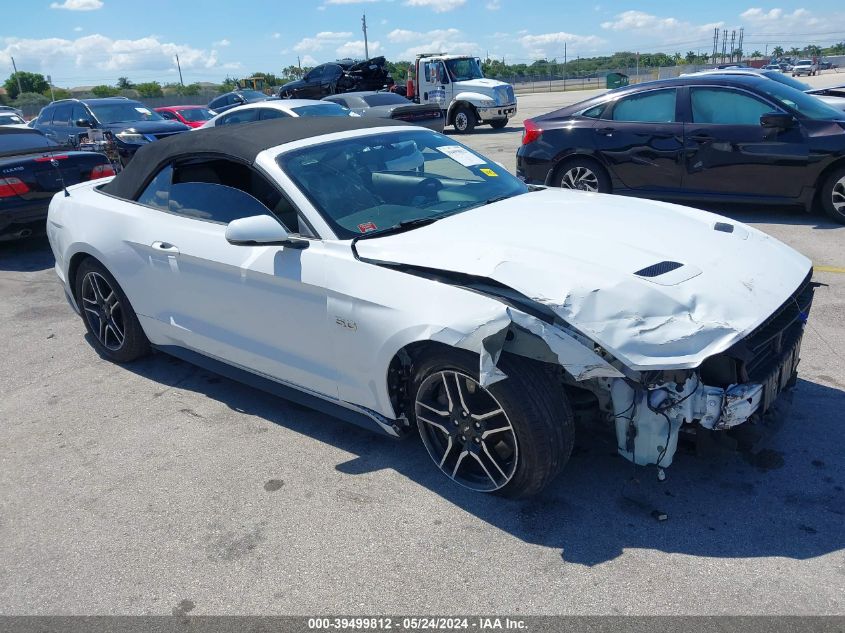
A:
595,127,615,136
151,241,179,255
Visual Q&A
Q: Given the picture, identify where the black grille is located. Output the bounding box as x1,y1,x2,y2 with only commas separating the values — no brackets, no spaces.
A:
736,271,814,381
634,260,683,278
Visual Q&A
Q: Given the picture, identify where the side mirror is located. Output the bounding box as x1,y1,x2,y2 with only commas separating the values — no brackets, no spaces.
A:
75,118,93,128
760,112,795,129
225,215,308,249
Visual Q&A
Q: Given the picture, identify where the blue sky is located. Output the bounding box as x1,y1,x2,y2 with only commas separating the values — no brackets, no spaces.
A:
3,0,844,87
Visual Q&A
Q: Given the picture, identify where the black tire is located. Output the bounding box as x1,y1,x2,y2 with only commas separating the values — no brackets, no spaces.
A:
411,347,574,498
74,258,150,363
279,90,292,99
452,105,476,134
553,156,611,193
490,118,508,130
820,165,845,224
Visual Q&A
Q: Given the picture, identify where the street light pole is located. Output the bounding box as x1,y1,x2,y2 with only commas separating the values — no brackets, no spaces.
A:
10,56,23,96
362,13,369,60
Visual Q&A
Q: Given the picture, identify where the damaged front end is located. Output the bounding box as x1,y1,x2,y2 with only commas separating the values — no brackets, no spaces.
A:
402,264,815,472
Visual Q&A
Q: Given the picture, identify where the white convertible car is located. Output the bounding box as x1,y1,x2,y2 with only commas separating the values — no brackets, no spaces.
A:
47,118,815,497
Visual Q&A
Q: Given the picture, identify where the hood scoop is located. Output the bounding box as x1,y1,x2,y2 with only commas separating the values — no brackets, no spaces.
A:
634,260,701,286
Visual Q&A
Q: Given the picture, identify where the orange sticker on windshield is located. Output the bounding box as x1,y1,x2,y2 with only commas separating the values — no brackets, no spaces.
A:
480,168,498,177
358,222,378,233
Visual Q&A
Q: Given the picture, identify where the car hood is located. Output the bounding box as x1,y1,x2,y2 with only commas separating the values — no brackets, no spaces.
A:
455,78,509,91
354,189,812,370
101,119,189,134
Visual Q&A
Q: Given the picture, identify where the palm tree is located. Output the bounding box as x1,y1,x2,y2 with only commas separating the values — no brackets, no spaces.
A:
751,50,763,58
685,51,697,64
788,47,801,57
805,44,822,57
772,46,784,58
672,52,682,65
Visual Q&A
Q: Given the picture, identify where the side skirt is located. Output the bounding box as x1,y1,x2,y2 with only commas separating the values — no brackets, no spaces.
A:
153,344,404,438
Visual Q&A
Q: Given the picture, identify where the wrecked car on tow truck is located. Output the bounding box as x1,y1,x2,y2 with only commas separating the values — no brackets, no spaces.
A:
46,118,814,497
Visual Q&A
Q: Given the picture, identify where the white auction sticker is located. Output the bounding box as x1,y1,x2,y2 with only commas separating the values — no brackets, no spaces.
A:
135,107,152,115
436,145,487,167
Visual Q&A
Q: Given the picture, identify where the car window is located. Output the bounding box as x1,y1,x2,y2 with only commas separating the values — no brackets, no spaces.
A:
581,103,606,118
52,104,72,126
159,111,175,120
168,183,272,224
36,107,54,125
260,108,290,120
611,89,676,122
71,105,88,124
0,130,60,152
217,108,259,126
208,97,223,109
324,64,343,80
308,66,324,81
326,96,348,107
361,94,407,107
691,88,774,125
137,158,301,232
291,103,351,117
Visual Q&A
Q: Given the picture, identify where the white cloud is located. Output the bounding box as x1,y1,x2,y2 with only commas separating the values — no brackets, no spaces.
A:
336,40,381,57
50,0,103,10
293,31,353,52
388,28,478,58
73,26,83,32
272,32,281,39
519,31,605,58
214,39,230,47
0,34,231,82
324,0,380,3
738,6,842,34
485,0,501,9
300,55,318,66
601,10,722,34
403,0,466,13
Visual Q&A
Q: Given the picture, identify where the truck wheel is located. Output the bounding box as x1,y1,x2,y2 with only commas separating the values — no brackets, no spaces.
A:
452,106,476,134
490,119,508,130
412,348,574,498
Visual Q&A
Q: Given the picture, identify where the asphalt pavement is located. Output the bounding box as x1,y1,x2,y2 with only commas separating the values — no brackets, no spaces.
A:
1,72,844,616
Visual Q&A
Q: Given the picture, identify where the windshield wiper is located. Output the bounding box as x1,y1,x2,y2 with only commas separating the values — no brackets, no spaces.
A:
356,216,440,240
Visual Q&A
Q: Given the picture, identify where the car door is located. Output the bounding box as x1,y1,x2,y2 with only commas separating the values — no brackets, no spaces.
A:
125,158,337,396
592,87,685,191
47,103,73,145
321,64,343,96
215,108,259,127
682,86,810,199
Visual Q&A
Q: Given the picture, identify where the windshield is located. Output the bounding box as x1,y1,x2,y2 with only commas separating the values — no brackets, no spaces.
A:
89,103,163,124
362,93,407,107
278,130,527,239
761,71,810,91
0,130,59,154
291,103,352,117
238,90,268,101
0,114,25,125
178,108,214,122
445,58,484,81
757,81,844,120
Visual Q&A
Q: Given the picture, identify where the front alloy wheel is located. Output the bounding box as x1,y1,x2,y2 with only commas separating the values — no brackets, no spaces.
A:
416,370,518,492
821,167,845,224
81,271,125,351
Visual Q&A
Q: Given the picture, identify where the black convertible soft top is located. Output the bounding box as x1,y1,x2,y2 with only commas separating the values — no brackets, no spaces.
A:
101,117,408,200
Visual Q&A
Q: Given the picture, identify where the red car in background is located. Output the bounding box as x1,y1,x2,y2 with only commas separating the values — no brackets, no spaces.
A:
154,105,216,129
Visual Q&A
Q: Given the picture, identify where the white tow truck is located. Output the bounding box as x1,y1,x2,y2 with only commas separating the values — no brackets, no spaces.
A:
408,54,517,133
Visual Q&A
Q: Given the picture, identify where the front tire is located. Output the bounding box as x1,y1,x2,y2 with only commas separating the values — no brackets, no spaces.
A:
490,118,508,130
452,105,476,134
820,165,845,224
74,258,150,363
412,348,574,498
554,157,611,193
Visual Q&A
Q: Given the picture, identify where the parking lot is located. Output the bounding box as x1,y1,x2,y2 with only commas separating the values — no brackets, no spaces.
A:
2,79,845,616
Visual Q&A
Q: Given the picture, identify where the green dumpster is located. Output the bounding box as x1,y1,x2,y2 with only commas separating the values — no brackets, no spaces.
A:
606,72,629,89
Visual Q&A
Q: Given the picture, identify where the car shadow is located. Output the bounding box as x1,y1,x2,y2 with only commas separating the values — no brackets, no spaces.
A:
121,352,845,567
445,125,517,136
0,234,54,272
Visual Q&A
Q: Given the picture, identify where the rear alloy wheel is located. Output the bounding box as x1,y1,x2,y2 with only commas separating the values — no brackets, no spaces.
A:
821,167,845,224
452,106,476,134
75,258,150,363
555,158,610,193
412,349,574,498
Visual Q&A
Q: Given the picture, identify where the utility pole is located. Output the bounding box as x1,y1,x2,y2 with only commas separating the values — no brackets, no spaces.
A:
563,42,567,92
174,54,184,86
712,28,719,65
361,13,369,60
47,74,55,101
10,56,23,96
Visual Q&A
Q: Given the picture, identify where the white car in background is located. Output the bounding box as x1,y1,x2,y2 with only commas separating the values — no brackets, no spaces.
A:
0,112,29,128
46,118,814,498
199,99,356,129
792,60,819,76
